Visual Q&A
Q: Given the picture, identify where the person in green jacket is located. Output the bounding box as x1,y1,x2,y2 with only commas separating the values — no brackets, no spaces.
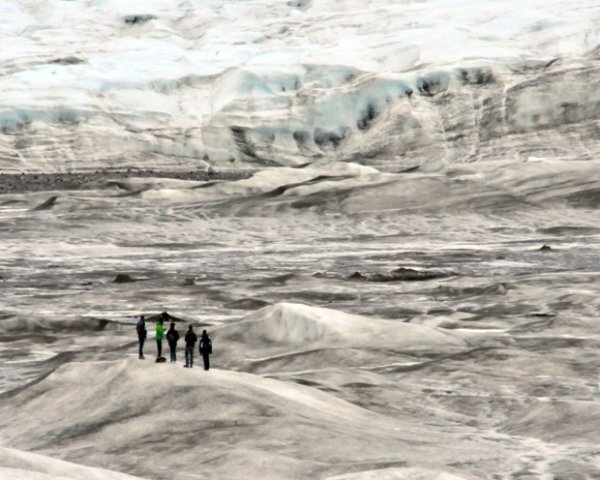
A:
155,319,166,360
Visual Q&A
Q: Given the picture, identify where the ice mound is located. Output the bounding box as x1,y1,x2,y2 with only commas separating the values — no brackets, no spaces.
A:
1,357,377,429
219,302,468,349
0,357,505,479
219,160,377,196
0,446,147,480
0,357,404,478
325,467,471,480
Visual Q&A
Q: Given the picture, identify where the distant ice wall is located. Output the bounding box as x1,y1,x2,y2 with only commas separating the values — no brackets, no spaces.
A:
0,0,598,172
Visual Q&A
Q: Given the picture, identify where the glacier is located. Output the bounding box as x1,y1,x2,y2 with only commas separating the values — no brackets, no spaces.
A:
1,0,600,479
0,0,598,170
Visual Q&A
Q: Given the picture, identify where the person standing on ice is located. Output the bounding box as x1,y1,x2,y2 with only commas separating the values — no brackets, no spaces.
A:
199,330,213,371
136,314,147,359
166,322,179,362
155,318,166,360
184,325,197,368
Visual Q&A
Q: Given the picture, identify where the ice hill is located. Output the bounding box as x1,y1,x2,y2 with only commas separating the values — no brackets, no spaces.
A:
0,304,486,479
215,302,474,372
1,0,599,171
0,446,148,480
2,303,595,479
0,358,492,480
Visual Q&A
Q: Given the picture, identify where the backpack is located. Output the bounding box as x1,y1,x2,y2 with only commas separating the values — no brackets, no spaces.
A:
200,338,212,354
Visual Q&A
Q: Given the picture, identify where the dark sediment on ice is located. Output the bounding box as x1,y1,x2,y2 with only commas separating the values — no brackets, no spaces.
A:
113,273,137,283
348,267,452,282
0,169,255,194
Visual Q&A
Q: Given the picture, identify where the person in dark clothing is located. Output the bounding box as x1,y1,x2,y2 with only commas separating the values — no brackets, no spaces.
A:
199,330,212,371
184,325,197,368
136,315,147,359
166,322,180,362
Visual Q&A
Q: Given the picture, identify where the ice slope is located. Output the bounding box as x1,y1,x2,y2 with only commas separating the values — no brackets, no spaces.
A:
0,446,148,480
0,357,502,480
0,305,515,480
1,303,595,479
1,0,599,171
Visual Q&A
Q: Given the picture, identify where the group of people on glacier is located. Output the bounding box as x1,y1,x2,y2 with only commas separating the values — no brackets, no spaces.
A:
135,314,213,370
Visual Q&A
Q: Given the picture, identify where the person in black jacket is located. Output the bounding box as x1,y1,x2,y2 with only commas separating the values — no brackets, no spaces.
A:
136,314,147,359
199,330,212,371
184,325,197,368
166,322,180,363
